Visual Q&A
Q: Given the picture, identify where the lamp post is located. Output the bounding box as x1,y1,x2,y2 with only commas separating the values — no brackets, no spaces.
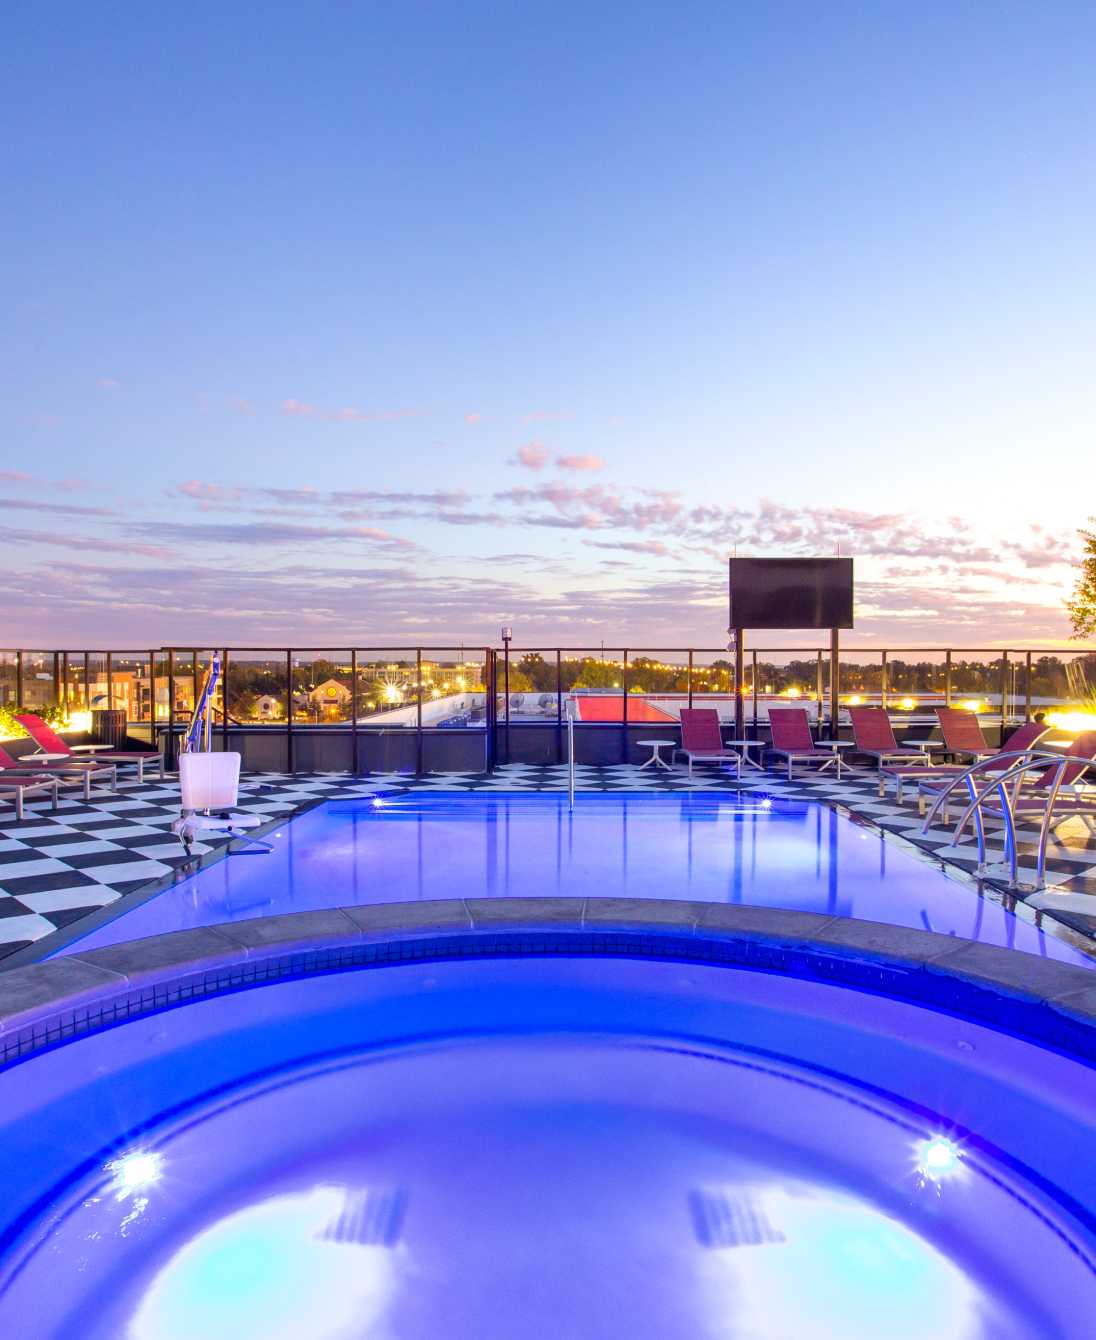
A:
500,626,512,762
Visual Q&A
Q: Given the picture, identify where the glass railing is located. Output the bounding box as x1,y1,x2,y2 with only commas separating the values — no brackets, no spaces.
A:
2,644,1094,759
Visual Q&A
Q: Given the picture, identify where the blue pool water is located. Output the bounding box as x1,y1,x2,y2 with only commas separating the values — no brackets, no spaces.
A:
2,956,1093,1336
63,793,1090,963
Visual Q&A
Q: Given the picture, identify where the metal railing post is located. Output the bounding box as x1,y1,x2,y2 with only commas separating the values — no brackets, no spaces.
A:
880,650,888,711
167,649,176,770
351,649,359,775
16,650,23,705
106,651,113,712
221,649,230,751
751,650,758,731
286,649,294,773
944,650,952,707
1025,651,1032,722
688,649,694,710
555,649,563,763
998,652,1010,740
829,628,840,740
621,649,628,763
416,648,424,775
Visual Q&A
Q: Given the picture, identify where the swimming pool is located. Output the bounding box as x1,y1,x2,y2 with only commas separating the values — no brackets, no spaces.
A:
58,793,1091,964
2,908,1094,1339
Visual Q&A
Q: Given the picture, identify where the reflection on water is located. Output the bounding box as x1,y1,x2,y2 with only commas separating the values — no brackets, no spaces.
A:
64,794,1089,965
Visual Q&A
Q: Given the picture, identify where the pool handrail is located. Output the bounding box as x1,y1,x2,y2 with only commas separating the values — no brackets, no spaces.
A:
919,748,1081,888
567,700,575,811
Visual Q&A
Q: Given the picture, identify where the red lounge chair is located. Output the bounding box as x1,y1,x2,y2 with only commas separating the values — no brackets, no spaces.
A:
0,743,117,801
913,721,1052,813
15,714,163,783
935,707,997,761
848,706,933,769
766,708,844,780
0,772,59,819
674,709,741,778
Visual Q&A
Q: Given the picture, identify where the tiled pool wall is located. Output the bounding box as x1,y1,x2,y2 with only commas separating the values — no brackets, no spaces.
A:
2,901,1095,1071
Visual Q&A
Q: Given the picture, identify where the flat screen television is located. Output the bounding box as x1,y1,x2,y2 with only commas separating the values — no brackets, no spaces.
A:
729,557,854,629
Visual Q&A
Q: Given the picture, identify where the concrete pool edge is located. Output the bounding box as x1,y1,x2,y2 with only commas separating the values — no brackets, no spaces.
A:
1,899,1095,1071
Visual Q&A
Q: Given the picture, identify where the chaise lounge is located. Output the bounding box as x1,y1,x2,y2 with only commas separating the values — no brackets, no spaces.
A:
15,714,163,784
0,743,117,801
766,707,845,780
674,709,742,779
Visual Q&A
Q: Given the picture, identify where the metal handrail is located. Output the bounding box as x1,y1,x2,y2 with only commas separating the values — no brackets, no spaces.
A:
566,702,575,812
183,653,221,754
920,748,1085,888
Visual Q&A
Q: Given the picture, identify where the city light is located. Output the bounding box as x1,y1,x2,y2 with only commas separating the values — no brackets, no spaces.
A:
958,699,983,713
897,697,918,711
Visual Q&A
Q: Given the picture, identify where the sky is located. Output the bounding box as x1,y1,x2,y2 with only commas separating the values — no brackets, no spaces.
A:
3,1,1094,651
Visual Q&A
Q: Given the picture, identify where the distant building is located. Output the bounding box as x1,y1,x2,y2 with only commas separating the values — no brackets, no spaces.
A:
309,678,351,719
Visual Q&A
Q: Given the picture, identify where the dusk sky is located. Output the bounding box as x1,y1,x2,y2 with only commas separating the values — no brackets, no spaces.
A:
4,2,1094,650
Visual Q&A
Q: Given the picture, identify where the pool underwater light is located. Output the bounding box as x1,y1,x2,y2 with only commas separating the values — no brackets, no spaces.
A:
107,1150,164,1198
918,1137,960,1180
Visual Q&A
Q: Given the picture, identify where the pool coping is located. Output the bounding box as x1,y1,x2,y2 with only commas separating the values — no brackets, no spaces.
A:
1,899,1095,1072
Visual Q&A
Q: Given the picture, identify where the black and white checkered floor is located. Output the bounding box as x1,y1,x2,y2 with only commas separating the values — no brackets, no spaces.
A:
2,762,1094,962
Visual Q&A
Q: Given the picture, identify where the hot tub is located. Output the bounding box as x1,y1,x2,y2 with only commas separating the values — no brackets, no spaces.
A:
0,900,1093,1337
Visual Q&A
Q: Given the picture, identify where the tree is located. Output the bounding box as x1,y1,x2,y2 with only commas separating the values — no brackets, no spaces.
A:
1067,521,1096,639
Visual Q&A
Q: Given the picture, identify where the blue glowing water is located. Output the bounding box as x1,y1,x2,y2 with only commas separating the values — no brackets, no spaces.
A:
2,957,1093,1337
63,793,1090,964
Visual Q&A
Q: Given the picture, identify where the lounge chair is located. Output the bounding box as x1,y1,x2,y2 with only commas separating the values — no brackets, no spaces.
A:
0,743,117,801
0,772,60,820
848,706,934,770
15,713,163,783
674,709,741,778
935,709,1050,762
766,708,844,780
913,721,1055,815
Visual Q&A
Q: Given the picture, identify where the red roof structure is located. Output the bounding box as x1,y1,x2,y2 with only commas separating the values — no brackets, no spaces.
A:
573,696,677,723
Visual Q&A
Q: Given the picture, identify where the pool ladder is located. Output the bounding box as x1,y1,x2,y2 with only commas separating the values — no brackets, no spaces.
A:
919,747,1086,891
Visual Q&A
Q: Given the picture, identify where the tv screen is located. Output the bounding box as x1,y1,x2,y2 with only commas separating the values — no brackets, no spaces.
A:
729,557,854,629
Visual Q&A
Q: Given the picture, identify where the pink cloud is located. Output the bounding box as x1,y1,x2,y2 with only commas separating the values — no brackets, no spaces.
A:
464,412,482,424
0,524,173,560
512,442,551,470
282,398,319,416
95,377,120,390
175,480,244,503
557,454,605,472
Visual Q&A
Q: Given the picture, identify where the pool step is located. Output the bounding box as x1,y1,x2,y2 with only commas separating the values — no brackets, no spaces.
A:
317,1186,408,1247
688,1188,785,1249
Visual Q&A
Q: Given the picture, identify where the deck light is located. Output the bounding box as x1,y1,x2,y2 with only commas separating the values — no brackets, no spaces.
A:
1045,709,1096,733
898,697,917,711
918,1136,960,1180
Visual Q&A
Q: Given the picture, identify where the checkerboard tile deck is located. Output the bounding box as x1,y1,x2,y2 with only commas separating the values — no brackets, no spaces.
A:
2,762,1094,962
